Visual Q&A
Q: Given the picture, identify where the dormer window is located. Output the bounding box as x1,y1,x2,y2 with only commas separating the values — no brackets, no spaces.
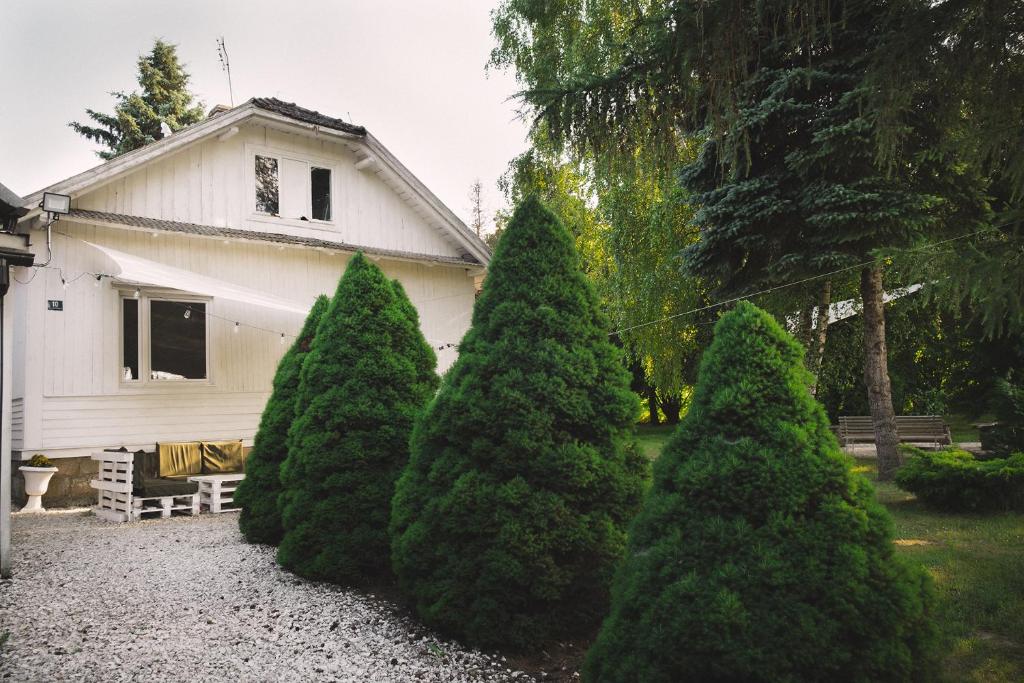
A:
252,151,332,223
255,155,279,215
311,167,331,221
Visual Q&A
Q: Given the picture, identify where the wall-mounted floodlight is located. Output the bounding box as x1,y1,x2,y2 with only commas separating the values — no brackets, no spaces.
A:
41,192,71,218
36,192,71,267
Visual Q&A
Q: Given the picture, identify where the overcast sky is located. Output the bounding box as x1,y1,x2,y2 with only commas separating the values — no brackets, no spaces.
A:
0,0,529,231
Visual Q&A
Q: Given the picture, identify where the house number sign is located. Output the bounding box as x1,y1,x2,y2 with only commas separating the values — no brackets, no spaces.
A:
47,300,63,311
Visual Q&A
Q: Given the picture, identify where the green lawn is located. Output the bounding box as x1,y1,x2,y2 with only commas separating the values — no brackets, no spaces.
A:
635,425,1024,682
947,414,994,444
635,424,677,460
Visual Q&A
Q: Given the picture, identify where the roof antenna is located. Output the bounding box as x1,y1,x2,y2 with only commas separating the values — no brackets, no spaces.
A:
216,37,235,107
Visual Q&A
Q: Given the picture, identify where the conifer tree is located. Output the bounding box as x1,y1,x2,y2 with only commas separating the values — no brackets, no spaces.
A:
277,253,438,585
584,301,936,683
235,295,330,546
70,39,205,159
390,196,649,650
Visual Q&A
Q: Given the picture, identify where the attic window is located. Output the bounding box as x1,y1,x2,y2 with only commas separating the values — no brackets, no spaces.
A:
311,167,331,221
255,155,279,215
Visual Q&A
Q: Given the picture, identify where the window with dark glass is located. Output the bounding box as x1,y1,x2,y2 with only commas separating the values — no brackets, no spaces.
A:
311,167,331,221
255,155,279,214
122,299,139,381
150,300,207,380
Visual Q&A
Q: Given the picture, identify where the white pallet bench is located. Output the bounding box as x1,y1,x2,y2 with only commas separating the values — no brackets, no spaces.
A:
90,451,135,522
131,493,200,520
188,473,245,514
90,451,199,522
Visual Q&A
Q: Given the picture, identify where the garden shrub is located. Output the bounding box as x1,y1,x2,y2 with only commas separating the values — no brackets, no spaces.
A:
584,301,936,683
277,253,438,585
895,446,1024,512
981,377,1024,456
390,195,649,651
26,454,53,468
235,294,329,546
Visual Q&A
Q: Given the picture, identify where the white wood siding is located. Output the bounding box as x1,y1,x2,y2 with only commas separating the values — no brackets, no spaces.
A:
10,399,22,451
74,124,464,258
15,224,474,455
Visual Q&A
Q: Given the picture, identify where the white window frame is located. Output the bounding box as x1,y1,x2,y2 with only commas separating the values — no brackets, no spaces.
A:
119,290,213,386
246,144,337,229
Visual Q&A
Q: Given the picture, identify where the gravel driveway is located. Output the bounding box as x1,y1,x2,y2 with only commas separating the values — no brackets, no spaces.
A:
0,511,532,682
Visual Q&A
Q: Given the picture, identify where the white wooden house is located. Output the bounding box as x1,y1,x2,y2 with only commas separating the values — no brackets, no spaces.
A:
10,98,489,505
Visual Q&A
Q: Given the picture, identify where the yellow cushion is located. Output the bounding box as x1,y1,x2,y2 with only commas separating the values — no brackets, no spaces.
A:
157,442,202,477
201,440,245,474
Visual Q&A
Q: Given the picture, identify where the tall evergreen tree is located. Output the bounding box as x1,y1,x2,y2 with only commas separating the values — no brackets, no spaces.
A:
277,254,438,585
235,295,329,546
585,301,936,682
676,8,987,477
390,196,649,651
70,39,206,159
491,0,988,479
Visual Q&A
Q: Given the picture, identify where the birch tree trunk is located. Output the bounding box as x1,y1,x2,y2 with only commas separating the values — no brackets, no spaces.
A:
859,265,901,480
808,280,832,397
798,303,814,351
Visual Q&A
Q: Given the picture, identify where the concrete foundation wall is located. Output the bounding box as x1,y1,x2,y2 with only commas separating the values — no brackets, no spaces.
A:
11,456,97,509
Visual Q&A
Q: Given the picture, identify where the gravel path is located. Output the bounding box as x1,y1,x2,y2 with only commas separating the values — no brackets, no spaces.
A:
0,511,533,682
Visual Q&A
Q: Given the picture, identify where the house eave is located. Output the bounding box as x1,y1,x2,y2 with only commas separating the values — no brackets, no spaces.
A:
59,209,484,270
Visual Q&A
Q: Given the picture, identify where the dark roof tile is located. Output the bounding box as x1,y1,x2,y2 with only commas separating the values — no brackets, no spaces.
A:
251,98,367,136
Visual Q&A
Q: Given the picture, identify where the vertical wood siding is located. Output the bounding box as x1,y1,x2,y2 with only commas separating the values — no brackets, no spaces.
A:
75,125,465,258
21,228,473,452
17,123,480,453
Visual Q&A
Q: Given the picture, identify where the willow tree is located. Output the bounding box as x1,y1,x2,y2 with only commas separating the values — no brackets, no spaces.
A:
491,0,989,478
500,122,713,421
70,40,205,159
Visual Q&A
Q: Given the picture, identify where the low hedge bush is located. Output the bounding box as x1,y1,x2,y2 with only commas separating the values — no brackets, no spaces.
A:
895,446,1024,512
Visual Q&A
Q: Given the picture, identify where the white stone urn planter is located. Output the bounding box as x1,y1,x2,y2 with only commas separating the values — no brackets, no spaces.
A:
18,466,59,512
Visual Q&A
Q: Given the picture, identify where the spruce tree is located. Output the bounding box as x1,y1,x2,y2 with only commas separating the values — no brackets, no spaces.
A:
584,301,936,683
277,253,438,585
70,39,205,159
235,295,329,546
390,196,649,651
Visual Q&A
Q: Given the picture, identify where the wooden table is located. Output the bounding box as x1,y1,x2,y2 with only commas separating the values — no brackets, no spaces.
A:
187,473,244,513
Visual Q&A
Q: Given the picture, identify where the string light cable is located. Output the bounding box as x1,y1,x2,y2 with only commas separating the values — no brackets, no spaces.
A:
14,222,1013,351
608,224,1013,338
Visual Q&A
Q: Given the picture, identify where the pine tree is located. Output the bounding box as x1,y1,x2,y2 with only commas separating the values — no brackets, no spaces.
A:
584,301,936,683
70,39,205,159
390,196,649,651
277,253,438,585
235,295,330,546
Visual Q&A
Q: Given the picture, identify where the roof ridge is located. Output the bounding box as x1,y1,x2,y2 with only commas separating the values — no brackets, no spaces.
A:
251,97,366,136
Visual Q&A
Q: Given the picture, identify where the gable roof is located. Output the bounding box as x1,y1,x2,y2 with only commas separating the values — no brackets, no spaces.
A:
0,182,27,219
21,98,491,265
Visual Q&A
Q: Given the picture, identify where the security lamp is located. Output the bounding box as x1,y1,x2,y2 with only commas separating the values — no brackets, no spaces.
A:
41,192,71,217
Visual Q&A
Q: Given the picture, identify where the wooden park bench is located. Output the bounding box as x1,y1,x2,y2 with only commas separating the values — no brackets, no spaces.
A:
836,415,952,451
91,440,245,522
